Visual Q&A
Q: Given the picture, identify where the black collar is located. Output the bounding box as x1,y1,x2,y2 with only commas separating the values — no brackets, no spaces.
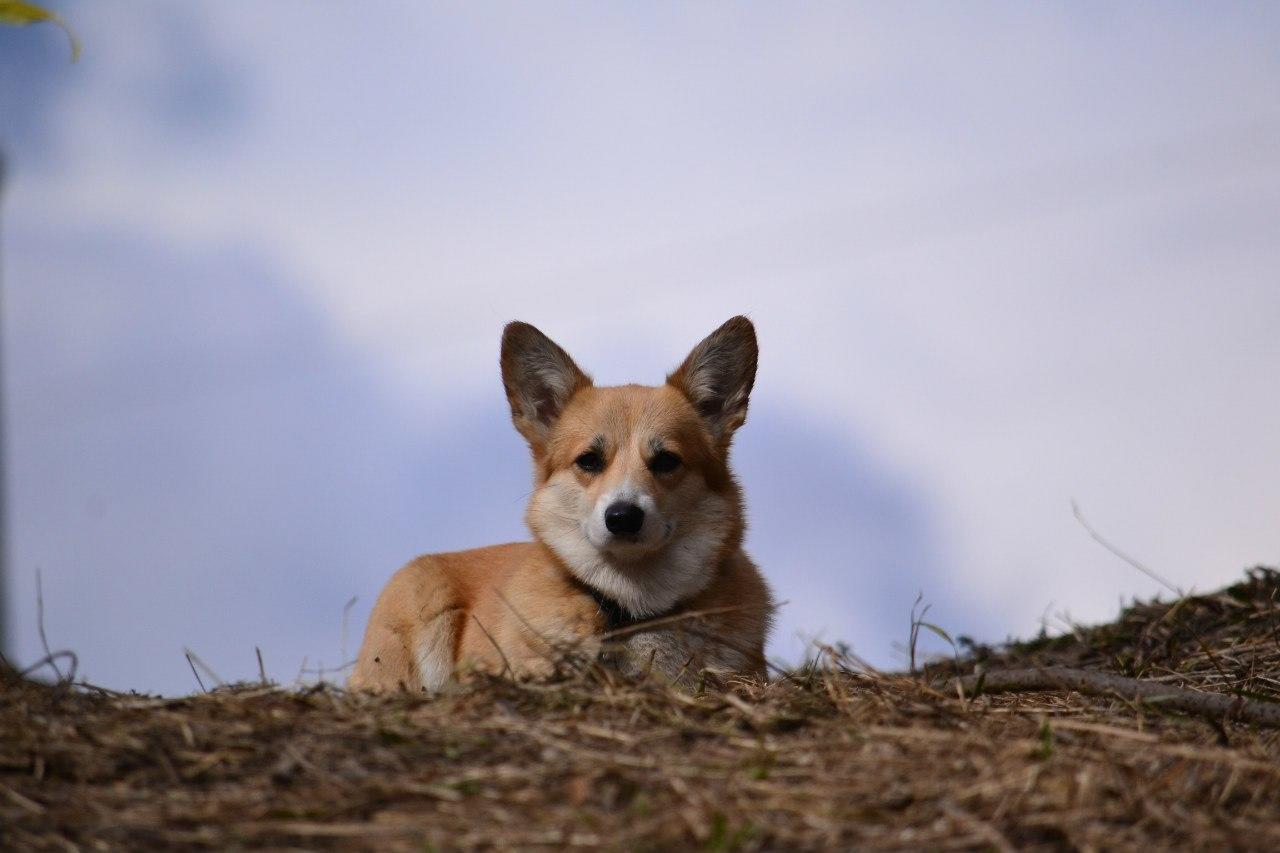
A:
581,583,642,632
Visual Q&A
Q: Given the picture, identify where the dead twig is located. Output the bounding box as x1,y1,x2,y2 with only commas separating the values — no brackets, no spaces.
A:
340,595,358,668
19,650,78,684
472,614,514,678
1072,501,1181,595
35,569,61,680
183,648,224,692
947,666,1280,728
185,651,207,693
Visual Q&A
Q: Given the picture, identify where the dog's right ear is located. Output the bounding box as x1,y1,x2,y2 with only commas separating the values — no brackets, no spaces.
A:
500,321,592,448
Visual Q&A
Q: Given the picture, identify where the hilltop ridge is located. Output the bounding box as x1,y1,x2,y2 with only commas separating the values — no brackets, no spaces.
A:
3,568,1279,850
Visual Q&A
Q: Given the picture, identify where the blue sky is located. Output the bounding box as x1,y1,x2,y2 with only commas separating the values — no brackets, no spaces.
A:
2,3,1278,693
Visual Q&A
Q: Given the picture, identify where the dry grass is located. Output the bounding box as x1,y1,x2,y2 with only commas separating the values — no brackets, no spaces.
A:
4,568,1280,851
951,566,1280,702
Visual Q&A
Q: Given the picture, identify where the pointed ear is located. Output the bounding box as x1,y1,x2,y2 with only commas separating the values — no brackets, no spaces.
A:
667,316,758,443
500,321,592,447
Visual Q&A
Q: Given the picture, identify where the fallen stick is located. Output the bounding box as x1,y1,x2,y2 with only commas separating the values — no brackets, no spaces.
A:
945,666,1280,729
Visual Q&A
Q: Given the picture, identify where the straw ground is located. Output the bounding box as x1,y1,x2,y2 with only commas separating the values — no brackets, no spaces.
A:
3,568,1280,850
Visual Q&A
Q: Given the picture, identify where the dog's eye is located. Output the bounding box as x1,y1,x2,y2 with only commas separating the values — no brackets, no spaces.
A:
649,450,682,475
574,451,605,473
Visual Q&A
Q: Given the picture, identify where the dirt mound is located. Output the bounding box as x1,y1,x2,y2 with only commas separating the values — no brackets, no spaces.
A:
954,566,1280,699
4,569,1280,850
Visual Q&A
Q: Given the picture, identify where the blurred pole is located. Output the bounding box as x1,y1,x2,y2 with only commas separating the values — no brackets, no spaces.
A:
0,147,8,658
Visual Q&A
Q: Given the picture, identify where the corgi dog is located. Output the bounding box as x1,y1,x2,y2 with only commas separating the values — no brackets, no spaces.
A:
349,317,774,692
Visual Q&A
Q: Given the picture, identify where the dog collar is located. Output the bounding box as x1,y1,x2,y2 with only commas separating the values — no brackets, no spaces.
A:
571,575,681,633
582,583,641,632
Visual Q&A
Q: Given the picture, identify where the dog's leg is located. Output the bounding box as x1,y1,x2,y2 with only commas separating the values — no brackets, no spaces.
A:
618,627,761,688
349,558,464,693
348,619,416,692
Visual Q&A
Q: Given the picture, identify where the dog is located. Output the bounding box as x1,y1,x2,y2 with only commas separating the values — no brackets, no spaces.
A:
349,317,774,692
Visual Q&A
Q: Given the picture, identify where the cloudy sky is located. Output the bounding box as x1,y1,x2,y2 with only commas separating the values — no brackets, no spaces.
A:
2,2,1278,694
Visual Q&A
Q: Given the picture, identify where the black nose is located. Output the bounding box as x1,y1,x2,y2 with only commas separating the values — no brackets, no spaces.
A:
604,501,645,536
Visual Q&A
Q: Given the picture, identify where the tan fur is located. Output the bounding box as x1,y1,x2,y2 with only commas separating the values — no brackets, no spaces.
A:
350,318,774,692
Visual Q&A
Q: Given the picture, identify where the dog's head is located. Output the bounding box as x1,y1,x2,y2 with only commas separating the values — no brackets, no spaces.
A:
501,317,757,616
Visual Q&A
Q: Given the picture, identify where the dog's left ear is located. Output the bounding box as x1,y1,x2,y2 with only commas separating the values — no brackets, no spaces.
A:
501,321,592,449
668,316,758,444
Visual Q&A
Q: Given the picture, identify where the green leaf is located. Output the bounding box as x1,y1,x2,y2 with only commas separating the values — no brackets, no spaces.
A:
0,1,80,61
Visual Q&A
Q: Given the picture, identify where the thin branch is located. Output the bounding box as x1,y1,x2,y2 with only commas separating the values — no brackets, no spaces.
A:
494,590,572,666
471,615,514,678
946,666,1280,728
20,650,77,684
340,596,358,669
35,569,61,680
296,660,356,677
1072,500,1181,595
183,648,224,691
185,651,207,693
598,603,749,641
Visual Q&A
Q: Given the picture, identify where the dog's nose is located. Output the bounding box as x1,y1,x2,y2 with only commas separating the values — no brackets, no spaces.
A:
604,501,645,536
